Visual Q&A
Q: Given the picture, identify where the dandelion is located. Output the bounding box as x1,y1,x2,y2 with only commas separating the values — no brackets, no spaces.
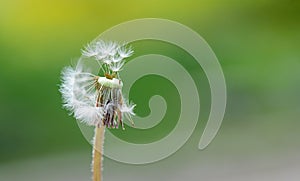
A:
60,40,135,181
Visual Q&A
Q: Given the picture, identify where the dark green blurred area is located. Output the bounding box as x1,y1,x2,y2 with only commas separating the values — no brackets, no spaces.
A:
0,0,299,163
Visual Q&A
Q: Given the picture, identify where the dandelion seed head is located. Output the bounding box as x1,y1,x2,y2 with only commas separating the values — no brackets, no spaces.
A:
60,40,136,129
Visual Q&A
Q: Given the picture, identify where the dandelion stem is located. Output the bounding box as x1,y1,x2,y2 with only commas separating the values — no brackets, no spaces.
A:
93,126,105,181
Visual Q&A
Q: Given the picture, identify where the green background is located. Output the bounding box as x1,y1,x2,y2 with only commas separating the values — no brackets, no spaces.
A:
0,0,299,180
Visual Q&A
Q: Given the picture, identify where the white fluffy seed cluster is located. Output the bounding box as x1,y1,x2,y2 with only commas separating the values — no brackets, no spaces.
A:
60,40,135,128
82,40,133,72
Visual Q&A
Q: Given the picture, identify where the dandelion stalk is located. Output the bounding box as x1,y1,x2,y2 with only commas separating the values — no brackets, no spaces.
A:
93,126,105,181
60,40,135,181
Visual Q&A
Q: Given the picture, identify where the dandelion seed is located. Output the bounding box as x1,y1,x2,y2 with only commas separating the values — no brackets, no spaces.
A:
97,41,118,58
82,43,99,57
102,58,112,65
110,61,125,72
118,44,133,58
111,55,123,63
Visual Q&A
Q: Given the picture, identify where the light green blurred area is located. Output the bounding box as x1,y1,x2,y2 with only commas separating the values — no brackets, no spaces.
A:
0,0,300,180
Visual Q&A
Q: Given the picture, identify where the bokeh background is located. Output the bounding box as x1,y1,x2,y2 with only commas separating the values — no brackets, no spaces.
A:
0,0,299,180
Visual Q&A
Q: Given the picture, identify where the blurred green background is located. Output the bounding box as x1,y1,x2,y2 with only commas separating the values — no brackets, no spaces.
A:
0,0,299,180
